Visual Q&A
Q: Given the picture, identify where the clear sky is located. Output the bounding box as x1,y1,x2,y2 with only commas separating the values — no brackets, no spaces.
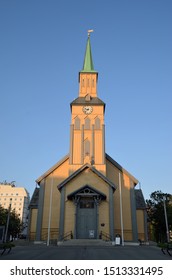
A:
0,0,171,200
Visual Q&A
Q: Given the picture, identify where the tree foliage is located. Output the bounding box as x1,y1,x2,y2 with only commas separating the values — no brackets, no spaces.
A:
146,190,172,243
0,205,22,240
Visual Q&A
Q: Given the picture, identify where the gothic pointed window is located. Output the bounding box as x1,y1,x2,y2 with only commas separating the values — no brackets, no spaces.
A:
85,117,90,130
95,117,100,129
74,117,80,130
84,139,90,156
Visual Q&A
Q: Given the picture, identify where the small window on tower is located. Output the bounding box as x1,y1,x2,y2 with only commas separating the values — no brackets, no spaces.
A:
74,117,80,130
84,139,90,156
95,117,101,129
82,79,85,87
85,118,90,130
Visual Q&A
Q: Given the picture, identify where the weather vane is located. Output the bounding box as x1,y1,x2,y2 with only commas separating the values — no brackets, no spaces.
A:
88,29,94,37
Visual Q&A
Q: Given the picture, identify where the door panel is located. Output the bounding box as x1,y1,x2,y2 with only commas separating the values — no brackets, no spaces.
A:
77,205,97,239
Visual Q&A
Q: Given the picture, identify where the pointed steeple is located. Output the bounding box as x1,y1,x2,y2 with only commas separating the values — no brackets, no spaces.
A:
81,34,97,73
78,31,98,98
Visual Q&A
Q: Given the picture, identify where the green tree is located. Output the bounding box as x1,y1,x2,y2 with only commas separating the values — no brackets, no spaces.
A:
146,191,172,243
0,205,22,240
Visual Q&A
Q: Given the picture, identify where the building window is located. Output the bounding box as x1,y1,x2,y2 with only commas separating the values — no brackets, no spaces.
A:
95,117,101,129
84,139,90,156
85,118,90,130
74,117,80,130
80,198,94,208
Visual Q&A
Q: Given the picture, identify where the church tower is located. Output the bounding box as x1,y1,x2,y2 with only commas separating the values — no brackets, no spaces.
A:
69,33,106,175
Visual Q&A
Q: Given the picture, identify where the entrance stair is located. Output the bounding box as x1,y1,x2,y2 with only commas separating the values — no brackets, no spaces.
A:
58,239,112,246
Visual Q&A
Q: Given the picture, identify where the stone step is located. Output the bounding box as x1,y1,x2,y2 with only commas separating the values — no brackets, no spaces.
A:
58,239,113,246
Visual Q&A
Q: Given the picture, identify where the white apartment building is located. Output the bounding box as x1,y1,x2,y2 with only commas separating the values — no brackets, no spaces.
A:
0,182,30,227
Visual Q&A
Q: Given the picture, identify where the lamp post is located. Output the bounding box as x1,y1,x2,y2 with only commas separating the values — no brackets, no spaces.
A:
4,198,12,242
163,196,170,243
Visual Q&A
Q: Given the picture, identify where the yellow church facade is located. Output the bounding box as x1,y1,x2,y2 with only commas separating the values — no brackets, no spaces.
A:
28,34,147,243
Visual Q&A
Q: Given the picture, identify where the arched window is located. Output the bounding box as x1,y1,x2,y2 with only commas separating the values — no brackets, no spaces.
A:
95,117,101,129
84,139,90,156
85,118,90,130
74,117,80,130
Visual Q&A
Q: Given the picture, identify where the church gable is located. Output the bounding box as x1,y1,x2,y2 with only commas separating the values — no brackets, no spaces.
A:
58,163,116,192
67,184,106,200
61,167,113,239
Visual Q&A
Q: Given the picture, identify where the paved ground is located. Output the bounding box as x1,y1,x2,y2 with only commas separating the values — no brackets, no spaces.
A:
0,244,171,260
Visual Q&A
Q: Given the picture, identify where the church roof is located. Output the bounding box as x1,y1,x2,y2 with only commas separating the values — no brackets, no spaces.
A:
28,187,39,209
135,189,146,209
36,154,69,184
36,153,138,186
70,97,105,106
80,35,97,73
106,153,139,186
58,163,116,191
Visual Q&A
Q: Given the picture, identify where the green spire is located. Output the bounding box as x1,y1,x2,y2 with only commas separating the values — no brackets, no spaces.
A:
81,35,97,73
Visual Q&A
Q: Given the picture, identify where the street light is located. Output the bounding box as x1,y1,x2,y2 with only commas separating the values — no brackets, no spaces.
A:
4,198,12,242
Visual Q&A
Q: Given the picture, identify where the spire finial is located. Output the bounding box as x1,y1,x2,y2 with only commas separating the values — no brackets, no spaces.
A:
88,29,94,37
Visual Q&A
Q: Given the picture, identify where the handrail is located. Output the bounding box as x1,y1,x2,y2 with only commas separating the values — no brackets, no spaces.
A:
41,228,59,241
100,231,112,241
62,231,73,241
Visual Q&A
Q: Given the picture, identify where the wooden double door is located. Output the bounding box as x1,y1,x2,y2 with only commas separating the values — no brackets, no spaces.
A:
76,197,97,239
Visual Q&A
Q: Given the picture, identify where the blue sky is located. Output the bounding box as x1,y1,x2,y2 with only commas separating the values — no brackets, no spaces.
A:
0,0,171,199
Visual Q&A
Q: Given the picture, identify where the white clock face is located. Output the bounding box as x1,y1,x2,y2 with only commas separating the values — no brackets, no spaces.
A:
82,106,93,114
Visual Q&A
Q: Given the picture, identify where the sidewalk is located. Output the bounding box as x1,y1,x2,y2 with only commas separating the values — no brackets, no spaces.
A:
1,242,171,260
